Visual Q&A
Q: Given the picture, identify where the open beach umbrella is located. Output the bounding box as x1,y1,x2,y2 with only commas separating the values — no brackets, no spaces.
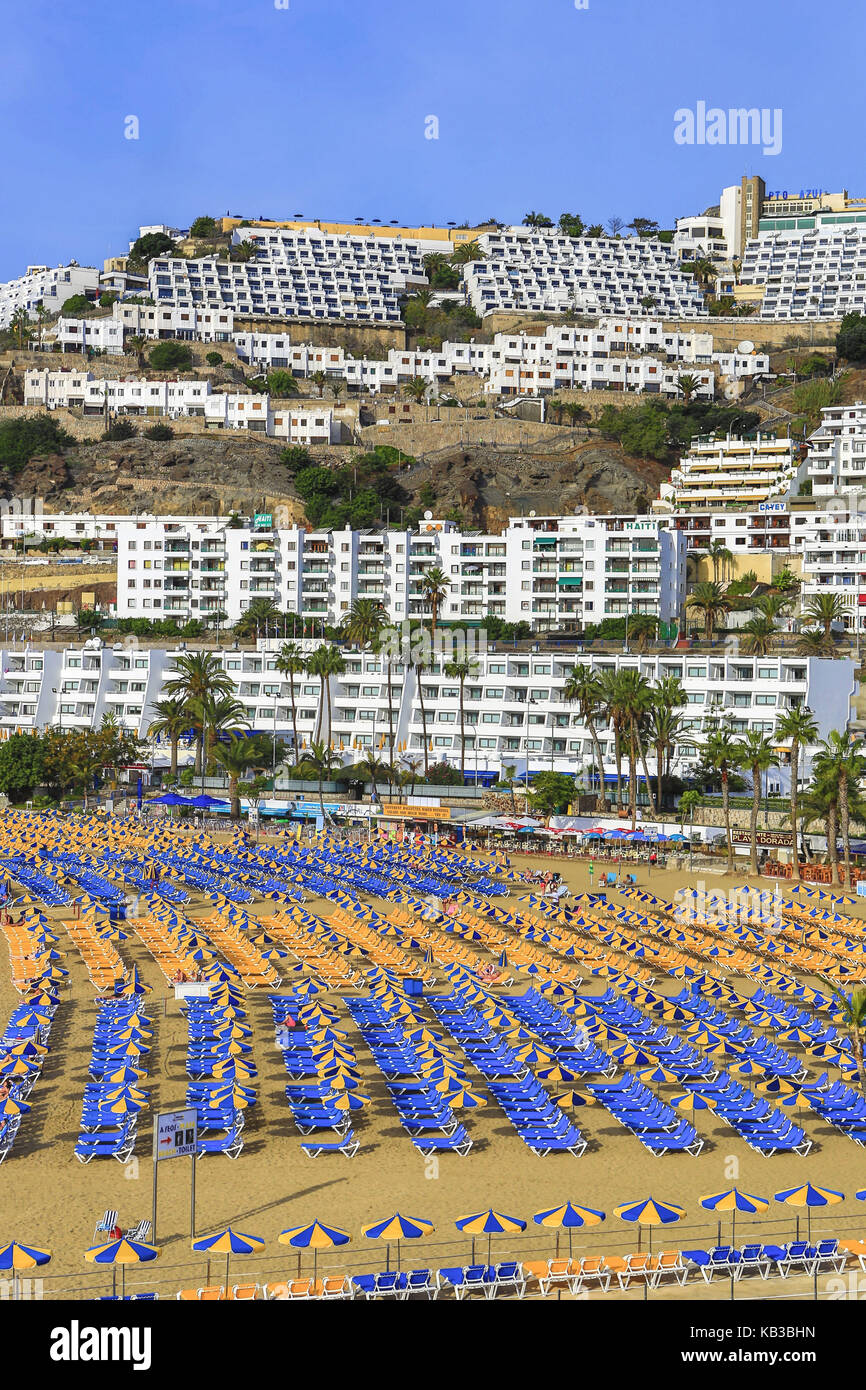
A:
552,1089,596,1109
0,1241,51,1300
455,1208,526,1264
613,1197,686,1255
774,1184,844,1241
673,1092,717,1112
0,1095,31,1117
445,1086,487,1109
700,1188,769,1247
279,1220,351,1282
533,1202,605,1257
192,1227,265,1290
362,1213,434,1271
85,1237,160,1299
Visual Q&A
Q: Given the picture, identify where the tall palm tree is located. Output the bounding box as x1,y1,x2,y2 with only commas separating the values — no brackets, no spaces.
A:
147,697,191,780
305,644,345,744
343,597,386,649
813,731,866,890
275,642,306,758
822,983,866,1096
795,627,835,657
562,664,607,812
10,307,31,350
804,593,846,640
703,721,743,873
598,668,627,812
355,751,387,804
445,659,478,780
739,731,779,876
708,539,733,585
687,582,731,644
775,705,818,882
421,567,450,642
601,668,655,825
403,377,429,405
646,682,684,813
193,692,248,770
297,740,343,821
211,732,270,820
165,651,233,774
452,240,485,264
625,614,658,652
798,775,841,886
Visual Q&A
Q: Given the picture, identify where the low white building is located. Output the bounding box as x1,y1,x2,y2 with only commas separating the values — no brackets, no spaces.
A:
54,316,125,355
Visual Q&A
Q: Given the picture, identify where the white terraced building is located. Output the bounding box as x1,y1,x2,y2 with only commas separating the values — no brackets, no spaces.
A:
463,230,707,318
147,226,437,324
654,434,805,513
0,263,101,330
111,301,235,342
22,369,338,443
805,401,866,496
0,640,852,791
740,224,866,318
53,315,125,355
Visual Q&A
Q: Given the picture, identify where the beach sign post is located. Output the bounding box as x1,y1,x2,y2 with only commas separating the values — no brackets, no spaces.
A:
152,1107,198,1245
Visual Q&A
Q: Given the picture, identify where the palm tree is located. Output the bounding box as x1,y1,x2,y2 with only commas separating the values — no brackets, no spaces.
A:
193,692,248,770
127,334,146,368
601,669,655,825
35,304,51,351
795,627,835,657
703,721,743,872
742,616,777,656
411,650,431,778
562,401,591,429
626,613,658,653
211,733,268,819
10,307,31,350
445,659,478,779
804,593,846,641
165,651,234,774
822,983,866,1095
234,596,282,640
147,697,191,780
739,731,779,876
452,240,485,264
708,540,733,585
399,753,423,795
774,705,818,882
687,581,731,644
297,740,343,821
562,664,607,812
305,644,345,743
403,376,429,405
275,642,306,758
421,567,450,641
646,679,684,812
523,212,554,228
311,370,327,398
598,669,627,812
813,731,866,890
499,763,519,815
343,597,386,649
676,373,702,405
330,378,345,404
798,775,841,885
355,751,387,804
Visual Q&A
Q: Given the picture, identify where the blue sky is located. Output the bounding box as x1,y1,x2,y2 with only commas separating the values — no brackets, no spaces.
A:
0,0,860,278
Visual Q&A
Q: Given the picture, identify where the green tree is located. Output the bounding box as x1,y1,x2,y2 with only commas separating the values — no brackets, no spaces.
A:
836,312,866,365
144,423,174,441
803,592,846,640
305,644,345,743
646,677,685,812
205,351,223,367
403,376,429,405
311,370,328,398
165,651,234,774
420,567,450,641
211,732,272,820
676,373,703,405
189,216,219,239
523,212,554,228
342,597,386,649
528,772,576,816
233,597,282,640
148,341,193,371
296,740,343,821
741,615,777,656
444,659,478,779
355,751,387,804
452,239,485,263
813,731,866,891
130,232,177,261
0,416,75,473
0,733,45,803
267,369,299,397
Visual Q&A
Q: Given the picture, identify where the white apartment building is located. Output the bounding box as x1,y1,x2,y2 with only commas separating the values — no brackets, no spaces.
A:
22,369,338,443
0,641,851,789
740,224,866,318
147,226,436,324
112,301,235,341
672,212,731,264
805,401,866,496
54,315,125,355
0,263,101,330
797,507,866,634
464,229,707,318
655,434,804,512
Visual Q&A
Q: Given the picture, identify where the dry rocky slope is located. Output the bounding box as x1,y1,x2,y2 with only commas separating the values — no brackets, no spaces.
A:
10,432,666,526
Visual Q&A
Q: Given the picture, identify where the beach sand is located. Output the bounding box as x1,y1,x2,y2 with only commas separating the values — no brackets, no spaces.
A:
2,846,864,1301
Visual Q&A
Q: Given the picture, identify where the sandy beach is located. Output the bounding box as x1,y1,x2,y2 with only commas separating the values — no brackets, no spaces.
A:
2,843,864,1302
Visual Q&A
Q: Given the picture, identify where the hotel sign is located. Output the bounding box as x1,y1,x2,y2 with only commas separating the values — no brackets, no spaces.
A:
381,802,451,820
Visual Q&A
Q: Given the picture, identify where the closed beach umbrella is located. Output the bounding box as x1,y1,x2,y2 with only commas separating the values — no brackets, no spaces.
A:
85,1237,159,1299
362,1212,434,1271
613,1197,685,1255
192,1227,264,1290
